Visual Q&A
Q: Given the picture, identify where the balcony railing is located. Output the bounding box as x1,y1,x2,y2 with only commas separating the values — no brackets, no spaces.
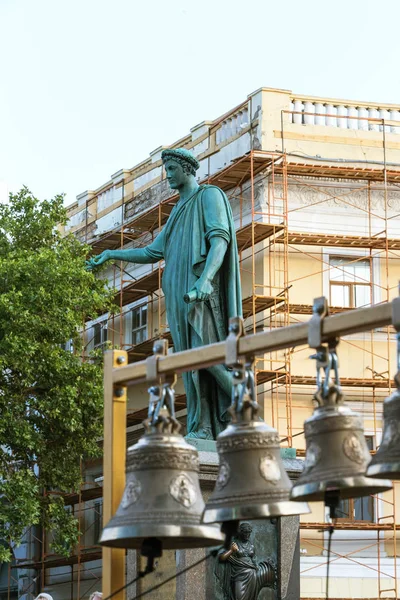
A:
289,98,400,133
215,106,250,145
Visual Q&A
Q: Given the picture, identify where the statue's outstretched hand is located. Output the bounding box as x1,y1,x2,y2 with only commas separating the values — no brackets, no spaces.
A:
85,249,111,271
231,542,239,553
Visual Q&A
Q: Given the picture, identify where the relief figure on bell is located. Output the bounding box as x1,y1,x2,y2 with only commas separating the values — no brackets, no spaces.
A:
87,148,242,440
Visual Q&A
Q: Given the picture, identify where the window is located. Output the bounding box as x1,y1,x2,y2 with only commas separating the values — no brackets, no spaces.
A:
337,436,375,522
329,256,371,308
132,305,148,345
93,321,108,348
61,339,74,353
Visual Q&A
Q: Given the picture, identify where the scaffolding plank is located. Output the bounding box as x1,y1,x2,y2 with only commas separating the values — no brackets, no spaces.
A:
116,269,163,307
291,375,393,388
237,222,284,252
209,153,275,191
276,303,353,315
241,295,286,319
89,232,123,255
89,200,177,253
127,332,173,363
301,522,400,530
283,161,400,183
277,231,400,250
63,486,103,505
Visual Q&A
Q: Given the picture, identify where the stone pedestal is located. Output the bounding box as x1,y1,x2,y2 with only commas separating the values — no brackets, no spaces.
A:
128,442,303,600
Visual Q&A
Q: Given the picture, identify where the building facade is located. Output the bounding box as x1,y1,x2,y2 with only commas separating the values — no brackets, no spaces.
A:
7,87,400,600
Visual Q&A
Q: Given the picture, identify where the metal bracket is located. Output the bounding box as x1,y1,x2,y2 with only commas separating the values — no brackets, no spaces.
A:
146,339,168,383
144,340,179,433
112,350,128,402
225,316,258,422
229,365,258,423
308,297,342,404
226,316,246,368
308,296,328,349
145,338,176,386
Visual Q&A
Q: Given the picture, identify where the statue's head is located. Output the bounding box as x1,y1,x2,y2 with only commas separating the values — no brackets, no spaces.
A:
238,521,253,542
161,148,199,190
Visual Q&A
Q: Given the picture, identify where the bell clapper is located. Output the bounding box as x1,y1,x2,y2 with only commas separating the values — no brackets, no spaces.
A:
221,520,240,549
324,489,340,522
140,537,163,574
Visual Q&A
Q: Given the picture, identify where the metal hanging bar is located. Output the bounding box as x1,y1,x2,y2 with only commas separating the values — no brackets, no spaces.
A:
112,300,395,387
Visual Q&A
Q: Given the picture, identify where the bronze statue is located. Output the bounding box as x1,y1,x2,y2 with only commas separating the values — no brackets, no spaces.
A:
87,148,242,440
216,522,275,600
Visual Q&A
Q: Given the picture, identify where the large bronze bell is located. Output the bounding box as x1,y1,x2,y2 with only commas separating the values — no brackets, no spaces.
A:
291,342,392,503
367,326,400,480
100,380,224,550
203,358,310,525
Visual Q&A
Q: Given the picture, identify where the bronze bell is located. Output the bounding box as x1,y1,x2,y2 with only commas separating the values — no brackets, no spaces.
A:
203,360,310,525
291,342,392,503
100,380,224,550
367,327,400,480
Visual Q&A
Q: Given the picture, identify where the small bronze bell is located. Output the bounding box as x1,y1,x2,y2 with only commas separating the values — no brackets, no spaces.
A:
100,379,224,550
291,342,392,503
367,326,400,480
203,358,310,525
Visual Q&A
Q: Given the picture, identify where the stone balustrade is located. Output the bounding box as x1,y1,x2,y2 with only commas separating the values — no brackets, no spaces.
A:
215,106,249,144
290,97,400,133
65,208,87,231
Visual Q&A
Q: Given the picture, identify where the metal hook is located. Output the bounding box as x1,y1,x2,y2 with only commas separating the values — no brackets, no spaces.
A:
144,341,180,434
229,361,258,423
308,297,341,405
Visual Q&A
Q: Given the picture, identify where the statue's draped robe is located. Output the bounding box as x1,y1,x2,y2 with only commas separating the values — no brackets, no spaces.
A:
216,541,271,600
144,185,242,437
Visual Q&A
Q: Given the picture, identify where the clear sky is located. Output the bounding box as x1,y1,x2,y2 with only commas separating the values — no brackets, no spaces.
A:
1,0,399,206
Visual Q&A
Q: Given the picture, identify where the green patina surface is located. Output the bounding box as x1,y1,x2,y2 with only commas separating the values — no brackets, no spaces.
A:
187,439,297,459
88,148,242,440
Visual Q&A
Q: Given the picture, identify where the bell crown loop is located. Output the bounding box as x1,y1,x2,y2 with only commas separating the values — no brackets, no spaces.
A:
144,338,181,435
226,316,259,424
229,362,259,424
308,297,343,407
311,341,344,408
144,382,181,435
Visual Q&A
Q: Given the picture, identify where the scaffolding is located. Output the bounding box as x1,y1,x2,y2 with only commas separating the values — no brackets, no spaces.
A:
10,100,400,600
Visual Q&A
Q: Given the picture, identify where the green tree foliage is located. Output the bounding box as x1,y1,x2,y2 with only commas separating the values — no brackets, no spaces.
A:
0,188,114,561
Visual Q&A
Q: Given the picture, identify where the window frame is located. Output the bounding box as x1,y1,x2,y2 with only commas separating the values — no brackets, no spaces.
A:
329,255,372,309
323,248,381,308
93,320,108,348
131,304,148,346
